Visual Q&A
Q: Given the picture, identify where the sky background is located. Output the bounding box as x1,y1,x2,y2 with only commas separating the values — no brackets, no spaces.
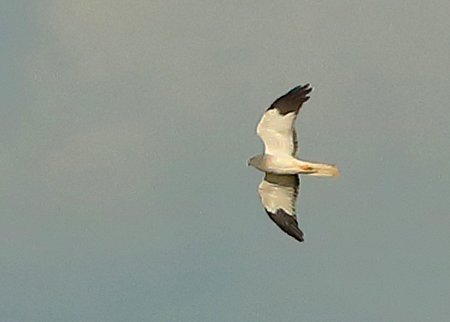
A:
2,1,450,321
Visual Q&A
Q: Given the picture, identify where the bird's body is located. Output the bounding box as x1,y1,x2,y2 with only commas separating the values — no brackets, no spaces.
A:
248,84,339,242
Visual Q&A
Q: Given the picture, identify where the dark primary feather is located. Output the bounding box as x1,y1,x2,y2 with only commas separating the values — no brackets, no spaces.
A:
268,84,312,116
265,209,304,242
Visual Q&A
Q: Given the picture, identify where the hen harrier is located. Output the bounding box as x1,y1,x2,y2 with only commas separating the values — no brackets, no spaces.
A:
248,84,339,242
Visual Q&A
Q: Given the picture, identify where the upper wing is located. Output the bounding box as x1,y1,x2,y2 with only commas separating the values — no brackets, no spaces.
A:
256,84,312,156
258,173,303,242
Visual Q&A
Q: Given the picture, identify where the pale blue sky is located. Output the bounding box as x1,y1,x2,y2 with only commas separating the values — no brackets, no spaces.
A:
1,1,450,321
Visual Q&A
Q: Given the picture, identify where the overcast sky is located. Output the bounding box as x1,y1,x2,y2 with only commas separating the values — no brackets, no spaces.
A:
2,1,450,321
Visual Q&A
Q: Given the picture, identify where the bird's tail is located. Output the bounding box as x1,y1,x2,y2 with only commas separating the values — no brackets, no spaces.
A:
298,160,340,177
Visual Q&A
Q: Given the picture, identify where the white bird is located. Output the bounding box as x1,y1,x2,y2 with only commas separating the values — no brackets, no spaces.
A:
248,84,339,242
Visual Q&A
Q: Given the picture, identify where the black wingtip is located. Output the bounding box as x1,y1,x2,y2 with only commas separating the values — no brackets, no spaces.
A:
268,83,313,116
283,84,312,96
288,83,311,93
266,209,304,242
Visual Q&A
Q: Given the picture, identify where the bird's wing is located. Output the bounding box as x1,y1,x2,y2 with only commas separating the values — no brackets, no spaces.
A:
258,173,303,242
256,84,312,156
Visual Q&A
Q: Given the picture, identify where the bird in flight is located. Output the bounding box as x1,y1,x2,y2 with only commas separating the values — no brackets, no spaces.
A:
248,84,339,242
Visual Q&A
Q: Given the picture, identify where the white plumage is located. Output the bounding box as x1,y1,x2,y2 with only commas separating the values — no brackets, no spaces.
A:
258,173,303,242
248,84,339,242
257,109,298,156
259,173,298,215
